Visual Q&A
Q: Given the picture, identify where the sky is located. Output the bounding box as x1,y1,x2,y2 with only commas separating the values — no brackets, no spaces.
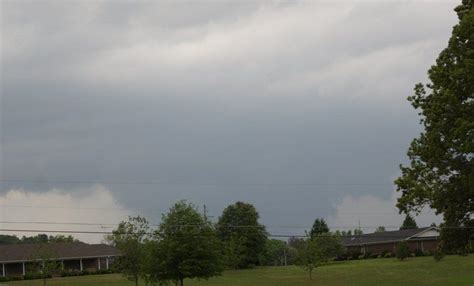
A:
0,0,459,242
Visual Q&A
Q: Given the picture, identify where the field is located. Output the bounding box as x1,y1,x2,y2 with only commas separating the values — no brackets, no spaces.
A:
8,255,474,286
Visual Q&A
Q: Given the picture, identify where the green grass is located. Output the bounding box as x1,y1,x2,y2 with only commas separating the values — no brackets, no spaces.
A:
10,255,474,286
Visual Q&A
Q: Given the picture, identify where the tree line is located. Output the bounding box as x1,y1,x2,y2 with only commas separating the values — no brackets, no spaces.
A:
0,234,78,245
107,200,346,285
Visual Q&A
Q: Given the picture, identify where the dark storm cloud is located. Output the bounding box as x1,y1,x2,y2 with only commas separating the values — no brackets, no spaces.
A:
0,1,459,234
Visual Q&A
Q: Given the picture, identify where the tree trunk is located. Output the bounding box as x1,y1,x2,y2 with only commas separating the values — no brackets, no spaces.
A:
180,278,184,286
135,275,139,286
309,269,312,280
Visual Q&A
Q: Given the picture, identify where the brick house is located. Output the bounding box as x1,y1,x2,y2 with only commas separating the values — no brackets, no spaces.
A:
0,242,120,277
341,227,440,255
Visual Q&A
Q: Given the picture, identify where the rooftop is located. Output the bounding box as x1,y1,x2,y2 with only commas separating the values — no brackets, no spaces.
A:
0,242,120,263
341,227,439,246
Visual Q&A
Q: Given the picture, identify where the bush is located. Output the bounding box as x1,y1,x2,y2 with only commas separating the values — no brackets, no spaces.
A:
23,273,46,280
60,269,113,277
363,251,373,259
370,253,379,259
334,254,349,261
414,249,425,257
357,255,364,260
61,271,80,277
396,241,410,261
0,276,11,282
384,252,393,258
347,251,361,260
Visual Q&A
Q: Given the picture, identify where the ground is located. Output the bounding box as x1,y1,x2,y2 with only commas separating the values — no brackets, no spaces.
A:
9,255,474,286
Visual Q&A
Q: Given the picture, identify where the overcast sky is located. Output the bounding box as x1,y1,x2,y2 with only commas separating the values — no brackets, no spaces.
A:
0,0,458,242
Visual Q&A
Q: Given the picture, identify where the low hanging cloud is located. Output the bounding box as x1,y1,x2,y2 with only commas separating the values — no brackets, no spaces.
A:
329,191,443,233
1,0,460,235
0,185,131,243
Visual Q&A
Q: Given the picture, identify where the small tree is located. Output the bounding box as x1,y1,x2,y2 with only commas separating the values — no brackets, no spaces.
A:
296,239,318,279
354,229,363,235
107,216,151,286
310,218,329,238
31,245,61,286
150,201,223,286
396,241,410,261
400,215,418,230
375,226,386,233
340,230,352,236
296,234,344,279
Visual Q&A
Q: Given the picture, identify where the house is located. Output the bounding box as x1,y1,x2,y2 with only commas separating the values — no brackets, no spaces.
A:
341,227,440,255
0,242,120,277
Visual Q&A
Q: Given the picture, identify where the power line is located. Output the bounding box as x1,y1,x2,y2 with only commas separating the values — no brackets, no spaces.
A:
0,228,308,238
0,204,130,211
0,203,408,215
0,228,460,239
2,227,469,239
0,221,417,228
0,179,394,187
0,221,469,229
0,220,389,229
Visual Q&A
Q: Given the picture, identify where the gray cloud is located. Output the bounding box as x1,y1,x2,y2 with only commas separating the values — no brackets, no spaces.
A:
1,1,458,234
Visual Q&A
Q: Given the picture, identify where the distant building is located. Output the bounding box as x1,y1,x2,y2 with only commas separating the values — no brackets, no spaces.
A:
0,242,120,277
341,227,440,255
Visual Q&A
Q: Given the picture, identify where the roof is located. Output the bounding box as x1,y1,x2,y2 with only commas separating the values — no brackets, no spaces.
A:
341,227,439,247
0,242,120,263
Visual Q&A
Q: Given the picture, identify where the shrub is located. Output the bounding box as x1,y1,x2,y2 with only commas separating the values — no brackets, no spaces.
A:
414,249,425,257
97,269,114,274
357,255,364,260
347,251,361,260
370,253,379,259
0,276,10,282
384,252,393,258
334,254,348,261
363,251,372,259
396,241,410,261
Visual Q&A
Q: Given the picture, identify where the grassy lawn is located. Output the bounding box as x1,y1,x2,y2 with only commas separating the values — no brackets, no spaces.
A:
9,255,474,286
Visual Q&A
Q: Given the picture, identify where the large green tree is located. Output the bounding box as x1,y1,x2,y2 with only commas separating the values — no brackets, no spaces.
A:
150,201,223,286
395,0,474,251
216,202,267,268
107,216,151,286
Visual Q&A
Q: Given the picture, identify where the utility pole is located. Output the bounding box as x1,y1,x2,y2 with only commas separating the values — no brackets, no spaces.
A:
203,204,208,221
